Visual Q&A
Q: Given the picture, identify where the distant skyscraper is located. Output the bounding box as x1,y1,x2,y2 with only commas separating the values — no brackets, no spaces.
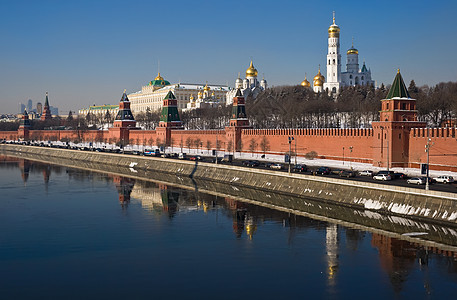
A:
19,103,25,113
37,102,42,115
27,99,33,112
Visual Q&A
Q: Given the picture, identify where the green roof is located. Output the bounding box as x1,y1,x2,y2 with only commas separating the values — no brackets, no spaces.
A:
386,70,411,99
149,79,170,86
163,90,176,100
361,62,368,72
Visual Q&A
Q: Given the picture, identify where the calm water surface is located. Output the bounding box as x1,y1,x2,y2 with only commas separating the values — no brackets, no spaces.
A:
1,157,457,299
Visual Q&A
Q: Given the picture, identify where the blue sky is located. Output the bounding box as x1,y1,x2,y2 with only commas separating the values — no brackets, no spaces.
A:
1,0,456,114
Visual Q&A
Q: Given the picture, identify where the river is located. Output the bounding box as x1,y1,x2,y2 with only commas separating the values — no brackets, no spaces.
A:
1,155,456,299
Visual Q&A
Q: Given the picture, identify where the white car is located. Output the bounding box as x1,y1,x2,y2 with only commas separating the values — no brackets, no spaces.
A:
433,176,454,184
270,163,282,170
359,170,373,176
373,174,391,181
407,177,425,185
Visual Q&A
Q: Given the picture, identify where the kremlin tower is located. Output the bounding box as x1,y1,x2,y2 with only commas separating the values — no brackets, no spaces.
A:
40,92,52,121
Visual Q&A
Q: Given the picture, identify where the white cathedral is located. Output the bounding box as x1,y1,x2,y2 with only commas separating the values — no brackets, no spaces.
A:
302,13,374,93
226,60,267,105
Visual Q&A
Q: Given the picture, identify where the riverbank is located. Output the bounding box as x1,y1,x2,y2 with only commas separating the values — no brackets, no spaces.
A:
1,144,457,225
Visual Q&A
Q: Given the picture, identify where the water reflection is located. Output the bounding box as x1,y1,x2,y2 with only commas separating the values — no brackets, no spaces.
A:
2,156,457,297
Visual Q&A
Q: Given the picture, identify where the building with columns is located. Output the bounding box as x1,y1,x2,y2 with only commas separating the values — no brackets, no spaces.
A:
320,13,374,94
226,60,267,105
128,72,229,113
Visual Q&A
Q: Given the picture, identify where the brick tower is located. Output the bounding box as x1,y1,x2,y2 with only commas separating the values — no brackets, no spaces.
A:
109,90,137,145
157,91,183,146
226,88,251,153
18,110,31,140
372,70,426,168
40,92,52,121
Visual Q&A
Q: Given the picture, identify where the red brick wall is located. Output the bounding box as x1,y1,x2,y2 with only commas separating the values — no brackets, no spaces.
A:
241,128,374,163
409,127,457,171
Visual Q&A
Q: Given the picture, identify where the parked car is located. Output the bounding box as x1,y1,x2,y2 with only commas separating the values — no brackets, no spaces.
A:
420,177,435,184
340,170,356,178
358,170,373,176
433,175,454,184
243,160,260,167
407,177,425,185
221,154,233,163
292,164,307,173
315,167,331,175
394,172,408,179
331,169,343,175
373,174,391,181
376,170,395,177
178,153,187,159
270,163,283,170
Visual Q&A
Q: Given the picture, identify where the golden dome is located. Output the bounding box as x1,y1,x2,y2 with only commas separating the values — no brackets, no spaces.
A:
154,72,164,81
190,94,194,100
301,75,311,87
347,39,358,55
314,78,323,87
347,48,358,55
203,83,210,91
328,13,340,37
313,67,325,83
197,90,203,97
246,60,258,77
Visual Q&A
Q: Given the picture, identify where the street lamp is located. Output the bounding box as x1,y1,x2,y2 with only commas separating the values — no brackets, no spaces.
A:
342,147,345,165
425,133,433,191
288,136,294,174
349,146,353,170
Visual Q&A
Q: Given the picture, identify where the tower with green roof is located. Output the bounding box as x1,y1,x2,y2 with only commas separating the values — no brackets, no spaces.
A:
225,88,251,154
157,91,183,147
18,109,31,140
372,70,426,168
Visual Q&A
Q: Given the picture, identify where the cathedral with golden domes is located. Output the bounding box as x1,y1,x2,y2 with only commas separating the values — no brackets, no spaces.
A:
226,60,267,105
301,12,374,94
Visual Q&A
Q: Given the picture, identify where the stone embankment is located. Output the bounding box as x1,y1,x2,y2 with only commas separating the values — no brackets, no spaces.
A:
2,144,457,226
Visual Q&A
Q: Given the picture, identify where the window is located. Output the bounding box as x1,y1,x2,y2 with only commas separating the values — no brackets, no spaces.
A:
333,59,336,64
386,103,389,110
402,103,407,110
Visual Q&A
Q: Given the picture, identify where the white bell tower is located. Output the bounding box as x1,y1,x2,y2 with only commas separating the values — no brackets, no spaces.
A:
324,11,341,94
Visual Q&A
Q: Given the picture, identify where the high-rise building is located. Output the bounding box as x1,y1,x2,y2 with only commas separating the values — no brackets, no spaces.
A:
36,102,42,115
19,103,25,114
27,99,33,112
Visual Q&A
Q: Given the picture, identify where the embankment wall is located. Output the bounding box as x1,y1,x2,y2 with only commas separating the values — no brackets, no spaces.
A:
2,144,457,226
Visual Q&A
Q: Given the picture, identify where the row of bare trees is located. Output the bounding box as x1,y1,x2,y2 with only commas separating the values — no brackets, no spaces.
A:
2,81,456,132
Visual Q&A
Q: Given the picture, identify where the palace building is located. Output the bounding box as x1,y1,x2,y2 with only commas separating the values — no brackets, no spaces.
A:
128,72,229,114
305,13,375,93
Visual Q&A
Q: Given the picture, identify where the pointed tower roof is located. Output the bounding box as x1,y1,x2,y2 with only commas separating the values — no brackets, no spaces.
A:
120,89,129,102
386,69,411,99
164,90,177,100
235,88,243,97
361,61,368,72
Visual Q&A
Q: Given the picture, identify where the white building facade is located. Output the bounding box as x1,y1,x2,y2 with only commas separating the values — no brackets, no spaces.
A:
128,72,229,114
226,60,267,105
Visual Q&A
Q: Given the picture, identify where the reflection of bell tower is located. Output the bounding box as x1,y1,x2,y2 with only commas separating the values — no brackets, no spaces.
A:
326,223,339,287
113,176,136,209
245,215,257,240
